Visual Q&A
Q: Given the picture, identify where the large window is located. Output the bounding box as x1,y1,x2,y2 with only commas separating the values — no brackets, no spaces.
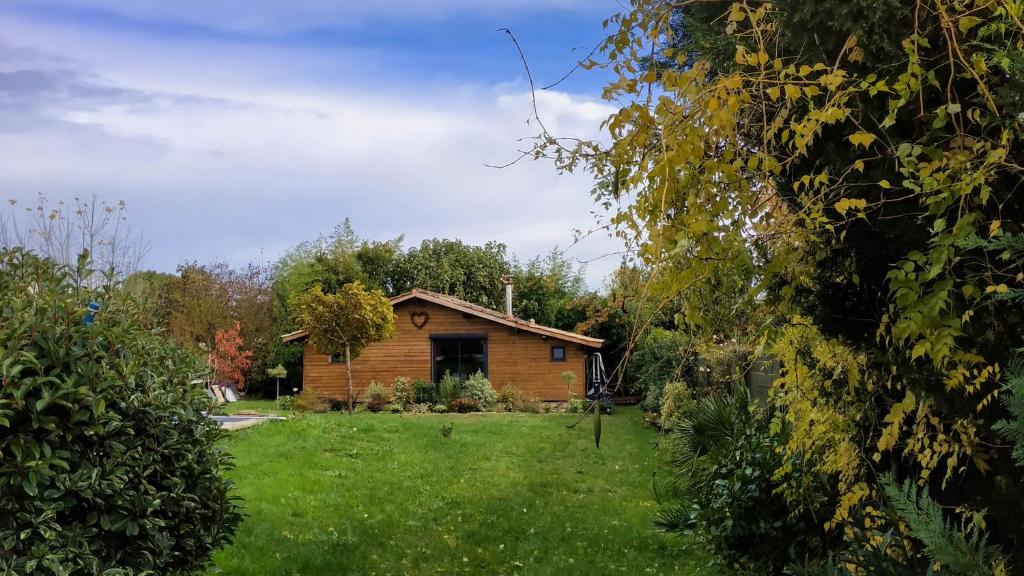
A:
431,335,487,382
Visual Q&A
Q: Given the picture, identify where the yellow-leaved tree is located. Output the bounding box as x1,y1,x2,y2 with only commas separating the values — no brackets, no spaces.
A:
289,283,395,414
543,0,1024,572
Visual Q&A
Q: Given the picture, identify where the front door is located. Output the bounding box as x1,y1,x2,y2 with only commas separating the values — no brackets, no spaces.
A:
431,335,487,382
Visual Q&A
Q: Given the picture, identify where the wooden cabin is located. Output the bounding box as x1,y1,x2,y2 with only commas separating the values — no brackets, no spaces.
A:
281,288,604,402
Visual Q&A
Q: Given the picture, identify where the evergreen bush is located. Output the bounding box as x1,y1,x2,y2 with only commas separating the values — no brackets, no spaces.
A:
0,248,241,575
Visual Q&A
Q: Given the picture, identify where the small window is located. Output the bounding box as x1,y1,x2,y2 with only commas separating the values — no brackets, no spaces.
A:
329,353,344,364
551,346,566,362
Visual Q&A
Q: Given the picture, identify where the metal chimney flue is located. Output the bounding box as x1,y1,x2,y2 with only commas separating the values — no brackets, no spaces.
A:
501,275,513,317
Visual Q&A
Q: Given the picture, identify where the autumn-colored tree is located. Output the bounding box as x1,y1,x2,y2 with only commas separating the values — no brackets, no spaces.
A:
546,0,1024,571
289,283,395,414
209,321,254,391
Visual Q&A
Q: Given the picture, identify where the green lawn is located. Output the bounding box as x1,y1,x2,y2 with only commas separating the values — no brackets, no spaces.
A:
211,407,711,575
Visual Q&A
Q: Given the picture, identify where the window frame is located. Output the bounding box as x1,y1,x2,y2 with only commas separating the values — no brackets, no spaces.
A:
429,333,489,382
550,345,566,363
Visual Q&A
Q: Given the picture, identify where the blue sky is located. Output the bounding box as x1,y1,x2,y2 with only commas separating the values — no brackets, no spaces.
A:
0,1,624,286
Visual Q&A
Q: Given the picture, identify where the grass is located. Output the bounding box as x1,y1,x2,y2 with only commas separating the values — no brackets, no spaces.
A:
211,406,711,575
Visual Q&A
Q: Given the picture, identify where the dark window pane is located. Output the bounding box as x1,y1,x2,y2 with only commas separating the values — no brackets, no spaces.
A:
432,337,488,382
551,346,565,362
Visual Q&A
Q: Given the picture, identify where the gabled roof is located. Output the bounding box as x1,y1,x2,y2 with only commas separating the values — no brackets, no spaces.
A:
281,288,604,348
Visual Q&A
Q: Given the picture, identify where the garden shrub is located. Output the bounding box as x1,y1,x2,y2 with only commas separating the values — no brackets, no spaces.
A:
496,385,525,412
431,404,448,413
438,371,464,404
657,388,831,574
0,248,241,575
659,381,693,424
391,376,412,409
278,394,296,411
293,388,331,413
448,398,481,413
629,328,697,413
365,381,388,412
413,378,437,404
566,393,589,414
462,371,497,410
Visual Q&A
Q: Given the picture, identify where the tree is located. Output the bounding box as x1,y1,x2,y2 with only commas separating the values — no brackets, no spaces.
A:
289,283,396,414
549,0,1024,568
164,262,233,349
266,364,288,411
210,321,254,391
390,238,511,309
510,249,588,330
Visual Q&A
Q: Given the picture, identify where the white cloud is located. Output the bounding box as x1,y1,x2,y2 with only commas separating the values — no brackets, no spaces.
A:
0,12,624,287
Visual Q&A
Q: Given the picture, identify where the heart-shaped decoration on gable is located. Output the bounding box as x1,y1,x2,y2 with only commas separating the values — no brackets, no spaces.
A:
410,310,430,329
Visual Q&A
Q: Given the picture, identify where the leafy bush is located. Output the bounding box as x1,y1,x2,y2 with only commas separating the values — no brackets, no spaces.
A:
364,381,388,412
657,388,830,573
431,404,448,413
391,377,412,410
629,328,697,412
438,371,464,404
0,248,241,575
659,381,693,424
413,378,437,404
278,395,296,411
448,398,481,413
462,371,497,410
566,393,589,414
293,388,332,413
496,385,526,412
385,403,402,413
440,422,453,438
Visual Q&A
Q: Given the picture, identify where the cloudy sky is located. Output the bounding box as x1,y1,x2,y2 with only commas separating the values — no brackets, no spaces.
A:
0,1,625,286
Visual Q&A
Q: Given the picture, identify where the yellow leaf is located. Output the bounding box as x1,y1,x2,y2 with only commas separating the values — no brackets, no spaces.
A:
985,284,1009,294
989,220,1001,237
853,159,865,173
784,84,802,101
848,131,876,149
766,86,780,101
834,197,868,217
958,16,982,34
879,180,892,189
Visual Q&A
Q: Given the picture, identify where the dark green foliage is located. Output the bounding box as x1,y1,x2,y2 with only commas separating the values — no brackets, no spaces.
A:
630,328,697,412
995,354,1024,467
657,389,830,574
881,477,1005,575
412,378,437,404
390,238,511,309
438,371,464,404
0,248,241,575
510,249,588,330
